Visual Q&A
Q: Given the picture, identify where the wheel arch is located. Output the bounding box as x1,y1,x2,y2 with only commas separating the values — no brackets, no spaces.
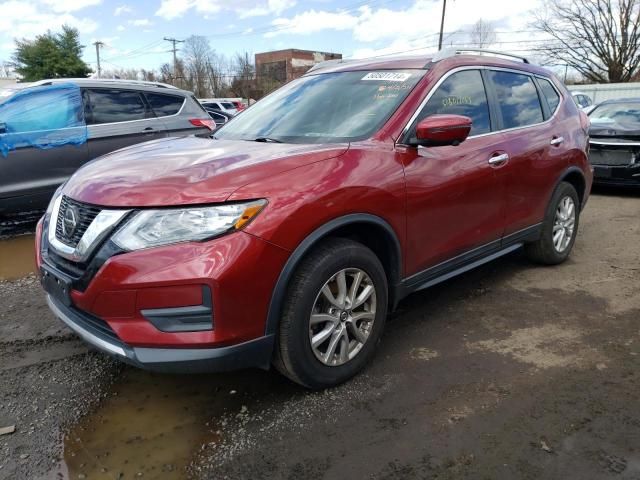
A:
264,214,403,336
558,166,587,209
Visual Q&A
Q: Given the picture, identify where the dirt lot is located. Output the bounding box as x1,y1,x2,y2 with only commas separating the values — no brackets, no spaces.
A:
0,189,638,480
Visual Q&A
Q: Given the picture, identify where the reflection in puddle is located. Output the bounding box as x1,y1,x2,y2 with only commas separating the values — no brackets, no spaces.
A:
54,367,296,479
0,234,36,280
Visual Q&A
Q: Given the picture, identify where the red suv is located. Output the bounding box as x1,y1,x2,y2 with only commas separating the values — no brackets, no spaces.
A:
36,50,592,388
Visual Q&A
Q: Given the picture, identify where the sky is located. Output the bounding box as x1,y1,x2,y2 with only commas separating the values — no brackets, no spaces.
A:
0,0,553,75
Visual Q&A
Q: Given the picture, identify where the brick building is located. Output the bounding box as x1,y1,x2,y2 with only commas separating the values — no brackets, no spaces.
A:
255,49,342,84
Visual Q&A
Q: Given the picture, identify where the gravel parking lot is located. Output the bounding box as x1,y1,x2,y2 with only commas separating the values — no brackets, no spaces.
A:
0,189,638,480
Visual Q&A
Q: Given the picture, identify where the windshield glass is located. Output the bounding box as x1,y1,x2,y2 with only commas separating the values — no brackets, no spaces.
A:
589,102,640,127
215,69,424,143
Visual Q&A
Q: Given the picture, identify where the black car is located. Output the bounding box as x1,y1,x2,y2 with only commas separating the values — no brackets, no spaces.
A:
204,108,233,129
588,98,640,186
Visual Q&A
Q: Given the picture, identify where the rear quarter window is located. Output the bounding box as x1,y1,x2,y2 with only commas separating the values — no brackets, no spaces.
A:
489,71,544,129
145,93,185,117
537,78,561,118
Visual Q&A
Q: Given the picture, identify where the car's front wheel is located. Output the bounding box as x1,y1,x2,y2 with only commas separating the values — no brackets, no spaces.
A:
274,238,388,389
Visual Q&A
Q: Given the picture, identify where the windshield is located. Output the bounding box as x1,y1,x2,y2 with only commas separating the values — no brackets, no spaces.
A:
589,102,640,127
215,69,424,143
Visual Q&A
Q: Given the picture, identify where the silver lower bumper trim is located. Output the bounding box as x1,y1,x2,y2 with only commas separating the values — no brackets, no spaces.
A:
46,295,127,357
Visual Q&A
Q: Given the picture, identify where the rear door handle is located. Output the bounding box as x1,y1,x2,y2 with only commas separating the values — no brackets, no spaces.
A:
488,153,509,166
550,136,564,146
143,127,155,135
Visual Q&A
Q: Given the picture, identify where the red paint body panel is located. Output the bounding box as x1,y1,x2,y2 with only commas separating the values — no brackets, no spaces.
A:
55,232,289,347
37,54,593,358
64,137,348,207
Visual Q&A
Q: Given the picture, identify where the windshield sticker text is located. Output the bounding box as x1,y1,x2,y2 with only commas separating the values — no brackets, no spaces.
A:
362,72,412,82
442,96,472,107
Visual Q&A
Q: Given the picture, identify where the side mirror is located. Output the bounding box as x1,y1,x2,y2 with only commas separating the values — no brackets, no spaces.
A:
414,114,472,147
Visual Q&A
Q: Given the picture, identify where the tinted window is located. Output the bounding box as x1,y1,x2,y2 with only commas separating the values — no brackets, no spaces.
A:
87,89,147,124
537,78,560,117
489,71,544,129
221,102,235,109
145,93,184,117
0,86,83,133
415,69,491,136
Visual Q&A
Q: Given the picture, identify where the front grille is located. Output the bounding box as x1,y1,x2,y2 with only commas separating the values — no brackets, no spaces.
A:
55,196,102,247
589,148,635,167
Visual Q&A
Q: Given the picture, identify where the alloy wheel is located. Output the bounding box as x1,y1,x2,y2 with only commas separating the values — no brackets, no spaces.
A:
308,268,377,367
553,196,576,252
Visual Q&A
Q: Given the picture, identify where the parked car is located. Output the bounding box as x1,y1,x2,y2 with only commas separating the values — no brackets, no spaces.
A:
37,49,592,388
199,99,238,115
204,107,233,129
587,98,640,186
0,79,214,215
572,91,595,112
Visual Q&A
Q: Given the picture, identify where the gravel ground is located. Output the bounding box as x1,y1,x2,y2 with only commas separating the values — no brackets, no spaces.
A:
0,188,638,479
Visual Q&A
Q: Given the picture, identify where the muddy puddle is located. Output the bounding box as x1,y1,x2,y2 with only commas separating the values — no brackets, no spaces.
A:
0,234,37,280
49,367,298,480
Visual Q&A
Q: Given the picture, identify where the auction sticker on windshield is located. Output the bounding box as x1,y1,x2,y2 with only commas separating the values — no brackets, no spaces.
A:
362,72,413,82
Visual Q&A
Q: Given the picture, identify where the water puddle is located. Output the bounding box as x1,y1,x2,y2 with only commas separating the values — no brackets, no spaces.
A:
0,234,37,280
50,367,297,479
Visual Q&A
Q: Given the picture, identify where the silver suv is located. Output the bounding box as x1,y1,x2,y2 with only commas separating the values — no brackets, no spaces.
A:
0,79,213,216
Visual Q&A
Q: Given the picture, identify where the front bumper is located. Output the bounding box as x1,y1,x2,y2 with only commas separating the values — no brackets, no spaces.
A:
592,164,640,186
47,294,275,373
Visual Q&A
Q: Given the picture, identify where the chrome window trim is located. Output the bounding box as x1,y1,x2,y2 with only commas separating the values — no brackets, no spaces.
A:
48,194,130,262
397,65,563,145
83,88,187,127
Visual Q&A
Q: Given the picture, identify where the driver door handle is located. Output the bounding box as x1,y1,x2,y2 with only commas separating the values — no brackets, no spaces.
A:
550,136,564,146
488,153,509,166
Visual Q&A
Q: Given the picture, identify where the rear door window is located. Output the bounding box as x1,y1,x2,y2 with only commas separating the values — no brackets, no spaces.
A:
86,89,148,124
414,69,491,136
488,71,544,129
145,93,185,117
537,78,561,118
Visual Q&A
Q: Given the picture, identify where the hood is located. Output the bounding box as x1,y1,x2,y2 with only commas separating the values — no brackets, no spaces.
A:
589,118,640,139
64,137,349,207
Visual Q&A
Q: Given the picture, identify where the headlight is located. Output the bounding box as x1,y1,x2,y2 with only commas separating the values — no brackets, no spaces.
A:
112,200,266,251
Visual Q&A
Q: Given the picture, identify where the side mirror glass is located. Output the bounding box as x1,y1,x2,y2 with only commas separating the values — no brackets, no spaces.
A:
414,114,472,146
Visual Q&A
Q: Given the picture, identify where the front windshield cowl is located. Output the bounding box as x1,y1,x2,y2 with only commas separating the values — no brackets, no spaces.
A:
215,69,424,144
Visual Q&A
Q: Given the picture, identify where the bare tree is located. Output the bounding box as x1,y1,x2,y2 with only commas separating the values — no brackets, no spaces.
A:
182,35,212,97
533,0,640,83
470,19,497,48
231,52,255,100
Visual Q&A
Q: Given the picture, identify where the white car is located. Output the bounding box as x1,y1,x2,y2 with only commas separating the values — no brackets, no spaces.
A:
572,91,595,113
198,99,237,115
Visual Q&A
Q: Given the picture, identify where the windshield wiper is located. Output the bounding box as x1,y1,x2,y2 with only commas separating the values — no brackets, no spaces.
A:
253,136,283,143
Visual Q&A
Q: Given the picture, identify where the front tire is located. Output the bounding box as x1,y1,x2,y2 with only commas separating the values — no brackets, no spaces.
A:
274,238,388,389
525,181,580,265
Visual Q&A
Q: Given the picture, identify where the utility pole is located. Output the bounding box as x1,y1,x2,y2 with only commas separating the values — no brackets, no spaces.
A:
93,41,104,78
164,37,184,84
438,0,447,51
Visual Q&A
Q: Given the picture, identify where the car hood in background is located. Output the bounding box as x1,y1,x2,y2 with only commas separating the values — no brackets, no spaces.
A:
589,119,640,139
63,137,349,207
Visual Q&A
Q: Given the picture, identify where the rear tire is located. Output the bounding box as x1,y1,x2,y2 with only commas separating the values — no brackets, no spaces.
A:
274,238,388,389
525,181,580,265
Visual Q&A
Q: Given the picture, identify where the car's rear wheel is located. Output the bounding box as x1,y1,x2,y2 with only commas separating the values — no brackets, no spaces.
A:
274,238,388,389
525,181,580,265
